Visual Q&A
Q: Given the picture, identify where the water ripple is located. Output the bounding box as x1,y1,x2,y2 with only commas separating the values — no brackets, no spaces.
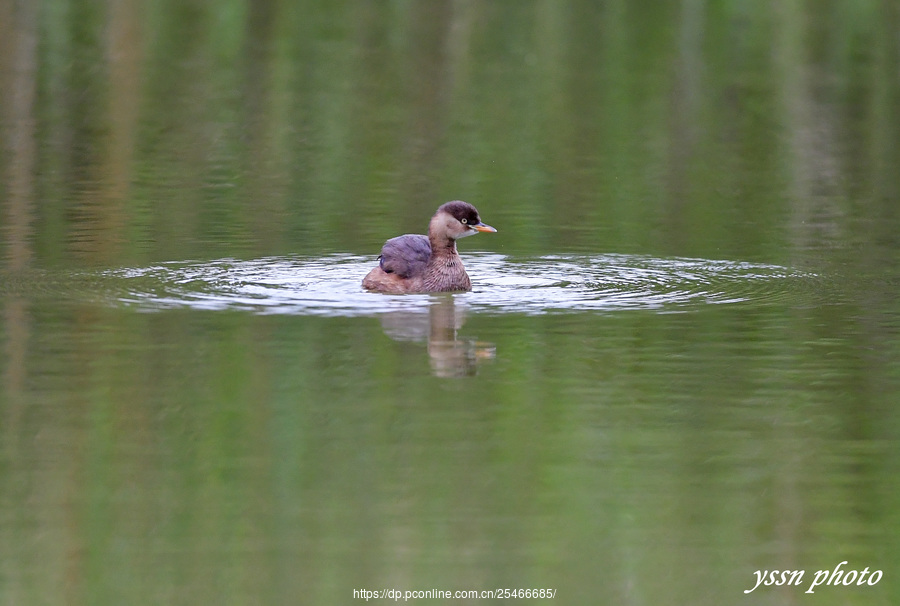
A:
105,253,819,316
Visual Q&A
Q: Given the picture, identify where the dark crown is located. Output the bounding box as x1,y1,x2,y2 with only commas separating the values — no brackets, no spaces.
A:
438,200,480,225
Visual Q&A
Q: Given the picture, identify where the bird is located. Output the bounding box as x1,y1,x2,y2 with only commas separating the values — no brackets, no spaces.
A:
362,201,497,293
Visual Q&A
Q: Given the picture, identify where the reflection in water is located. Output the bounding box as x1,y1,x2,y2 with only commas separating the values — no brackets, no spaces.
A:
379,296,495,377
2,0,37,272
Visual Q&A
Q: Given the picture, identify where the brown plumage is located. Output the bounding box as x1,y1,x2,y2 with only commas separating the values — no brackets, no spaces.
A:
362,201,497,293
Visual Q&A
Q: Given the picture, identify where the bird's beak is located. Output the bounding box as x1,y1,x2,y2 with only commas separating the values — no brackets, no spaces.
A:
472,222,497,233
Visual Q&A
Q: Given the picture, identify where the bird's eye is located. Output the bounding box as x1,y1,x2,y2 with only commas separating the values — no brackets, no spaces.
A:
461,218,468,224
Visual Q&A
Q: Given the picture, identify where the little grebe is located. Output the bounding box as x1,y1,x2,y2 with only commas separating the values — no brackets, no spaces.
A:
362,201,497,293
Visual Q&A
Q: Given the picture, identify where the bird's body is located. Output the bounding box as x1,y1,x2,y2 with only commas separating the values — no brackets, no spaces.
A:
362,201,496,294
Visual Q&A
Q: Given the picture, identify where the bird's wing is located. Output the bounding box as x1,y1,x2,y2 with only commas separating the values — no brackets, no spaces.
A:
379,234,431,278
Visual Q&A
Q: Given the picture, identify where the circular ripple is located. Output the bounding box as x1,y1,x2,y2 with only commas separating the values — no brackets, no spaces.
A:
99,253,821,316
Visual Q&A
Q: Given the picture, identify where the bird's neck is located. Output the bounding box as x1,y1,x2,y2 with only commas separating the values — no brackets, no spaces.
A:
427,216,459,258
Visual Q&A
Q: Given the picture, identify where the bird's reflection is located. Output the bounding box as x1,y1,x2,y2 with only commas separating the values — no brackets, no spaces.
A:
378,296,495,377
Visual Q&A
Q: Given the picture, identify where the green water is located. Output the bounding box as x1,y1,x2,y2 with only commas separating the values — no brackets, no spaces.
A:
2,1,900,604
